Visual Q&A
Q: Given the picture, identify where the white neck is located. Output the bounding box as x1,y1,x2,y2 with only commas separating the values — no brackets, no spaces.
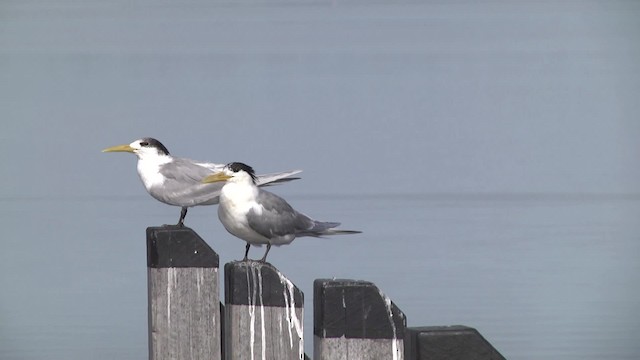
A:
220,179,258,207
136,153,172,190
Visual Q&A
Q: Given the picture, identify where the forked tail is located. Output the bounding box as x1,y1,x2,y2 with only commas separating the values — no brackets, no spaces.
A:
305,221,362,237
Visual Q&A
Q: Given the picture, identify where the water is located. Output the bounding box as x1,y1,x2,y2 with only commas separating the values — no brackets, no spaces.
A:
1,194,638,359
2,1,639,358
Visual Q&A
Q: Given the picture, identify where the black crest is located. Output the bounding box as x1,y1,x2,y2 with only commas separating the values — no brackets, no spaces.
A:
139,137,170,155
227,162,257,182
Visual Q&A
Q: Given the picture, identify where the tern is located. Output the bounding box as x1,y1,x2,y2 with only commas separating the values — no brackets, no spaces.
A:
103,138,302,227
202,162,361,262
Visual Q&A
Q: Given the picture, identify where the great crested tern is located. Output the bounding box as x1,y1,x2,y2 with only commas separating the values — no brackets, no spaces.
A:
202,162,361,262
103,138,302,227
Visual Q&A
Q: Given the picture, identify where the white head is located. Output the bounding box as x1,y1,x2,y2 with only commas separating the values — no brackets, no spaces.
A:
102,137,171,160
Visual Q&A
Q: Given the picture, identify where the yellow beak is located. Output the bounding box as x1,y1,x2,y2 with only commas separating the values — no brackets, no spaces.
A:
102,144,135,153
202,172,233,183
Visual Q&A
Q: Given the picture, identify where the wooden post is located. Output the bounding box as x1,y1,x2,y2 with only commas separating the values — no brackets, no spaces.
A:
147,226,221,360
224,261,304,360
314,279,406,360
404,326,505,360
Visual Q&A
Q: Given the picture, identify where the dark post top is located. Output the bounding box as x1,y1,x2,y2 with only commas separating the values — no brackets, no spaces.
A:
225,261,304,307
314,278,406,340
146,226,219,268
404,326,506,360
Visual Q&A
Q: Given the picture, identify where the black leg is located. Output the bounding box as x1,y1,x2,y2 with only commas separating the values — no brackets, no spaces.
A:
243,243,250,261
177,207,188,227
259,243,272,263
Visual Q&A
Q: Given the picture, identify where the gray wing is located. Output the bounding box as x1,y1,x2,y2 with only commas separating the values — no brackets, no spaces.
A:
154,158,226,206
160,158,225,182
246,190,315,239
155,158,302,207
162,160,302,184
255,170,303,186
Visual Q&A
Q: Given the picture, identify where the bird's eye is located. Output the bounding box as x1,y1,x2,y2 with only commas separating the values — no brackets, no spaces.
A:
140,141,149,147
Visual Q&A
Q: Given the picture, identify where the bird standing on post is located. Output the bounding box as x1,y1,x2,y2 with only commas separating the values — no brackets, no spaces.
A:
102,138,302,227
202,162,361,262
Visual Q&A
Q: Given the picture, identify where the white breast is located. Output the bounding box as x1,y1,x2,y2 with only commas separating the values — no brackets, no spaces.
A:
218,182,269,244
136,155,172,191
219,182,260,216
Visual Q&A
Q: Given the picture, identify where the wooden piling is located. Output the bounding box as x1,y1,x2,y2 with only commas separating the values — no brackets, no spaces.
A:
404,326,505,360
224,261,304,360
143,228,504,359
147,226,221,360
313,279,406,360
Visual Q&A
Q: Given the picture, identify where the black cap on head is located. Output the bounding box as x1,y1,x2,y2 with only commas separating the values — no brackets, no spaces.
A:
139,137,170,155
227,162,257,182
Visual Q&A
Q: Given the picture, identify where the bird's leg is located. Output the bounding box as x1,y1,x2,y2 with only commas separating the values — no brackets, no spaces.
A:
177,207,188,227
259,243,272,263
243,243,250,261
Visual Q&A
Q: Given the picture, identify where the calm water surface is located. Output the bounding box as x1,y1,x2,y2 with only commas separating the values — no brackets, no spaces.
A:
2,1,639,359
0,194,638,359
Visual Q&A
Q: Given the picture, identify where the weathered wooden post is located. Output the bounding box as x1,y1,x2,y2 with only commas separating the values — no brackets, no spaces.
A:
224,261,304,360
147,226,221,360
314,279,406,360
404,326,505,360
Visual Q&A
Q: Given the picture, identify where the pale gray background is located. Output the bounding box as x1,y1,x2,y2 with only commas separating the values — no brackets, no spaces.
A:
1,1,639,359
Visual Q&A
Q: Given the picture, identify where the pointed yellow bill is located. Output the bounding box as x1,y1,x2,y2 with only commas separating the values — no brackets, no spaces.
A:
102,144,135,153
202,172,233,183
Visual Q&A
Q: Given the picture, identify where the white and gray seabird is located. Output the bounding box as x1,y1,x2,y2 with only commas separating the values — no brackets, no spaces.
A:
202,162,361,262
103,138,301,227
